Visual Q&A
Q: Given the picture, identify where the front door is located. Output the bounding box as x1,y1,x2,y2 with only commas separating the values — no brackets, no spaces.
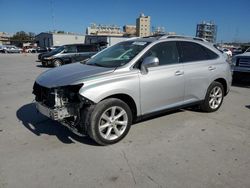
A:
139,41,185,115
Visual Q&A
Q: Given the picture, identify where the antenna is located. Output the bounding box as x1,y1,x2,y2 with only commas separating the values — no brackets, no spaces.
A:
234,27,239,43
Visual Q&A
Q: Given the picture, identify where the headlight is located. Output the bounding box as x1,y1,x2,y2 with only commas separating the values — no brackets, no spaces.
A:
44,56,53,60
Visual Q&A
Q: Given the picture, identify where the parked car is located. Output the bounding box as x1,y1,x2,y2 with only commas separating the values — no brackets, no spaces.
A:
222,48,232,57
231,47,243,56
25,47,38,53
49,46,60,51
33,36,232,145
38,44,100,67
232,47,250,79
0,45,5,53
0,45,22,53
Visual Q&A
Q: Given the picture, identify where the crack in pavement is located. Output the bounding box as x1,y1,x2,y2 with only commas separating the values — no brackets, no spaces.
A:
121,150,137,185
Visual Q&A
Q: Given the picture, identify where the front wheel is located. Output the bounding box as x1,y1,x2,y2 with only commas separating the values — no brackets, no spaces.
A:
53,59,63,67
200,81,224,112
86,98,132,145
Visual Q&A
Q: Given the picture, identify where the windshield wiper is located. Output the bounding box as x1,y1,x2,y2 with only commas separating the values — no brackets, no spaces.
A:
86,62,107,67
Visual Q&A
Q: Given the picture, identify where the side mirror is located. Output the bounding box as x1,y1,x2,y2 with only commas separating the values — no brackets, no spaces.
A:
141,56,159,74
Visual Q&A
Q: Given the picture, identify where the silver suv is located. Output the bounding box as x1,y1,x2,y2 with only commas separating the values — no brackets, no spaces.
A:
33,35,232,145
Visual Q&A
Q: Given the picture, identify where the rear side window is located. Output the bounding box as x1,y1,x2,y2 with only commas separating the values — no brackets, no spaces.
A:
77,45,97,52
178,41,218,63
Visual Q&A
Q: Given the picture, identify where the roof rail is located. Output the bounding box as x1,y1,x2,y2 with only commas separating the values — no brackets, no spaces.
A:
159,35,208,42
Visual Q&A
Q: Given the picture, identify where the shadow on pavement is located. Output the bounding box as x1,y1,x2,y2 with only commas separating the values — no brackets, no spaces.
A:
232,74,250,89
36,65,50,68
134,109,184,125
16,103,99,146
246,105,250,110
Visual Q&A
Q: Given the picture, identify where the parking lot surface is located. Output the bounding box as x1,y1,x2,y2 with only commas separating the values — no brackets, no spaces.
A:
0,54,250,188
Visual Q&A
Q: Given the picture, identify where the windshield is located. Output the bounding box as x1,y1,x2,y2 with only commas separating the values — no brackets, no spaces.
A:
85,41,150,68
246,48,250,53
51,46,64,53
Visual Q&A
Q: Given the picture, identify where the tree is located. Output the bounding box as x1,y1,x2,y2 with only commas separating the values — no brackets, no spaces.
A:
10,31,36,47
11,31,35,43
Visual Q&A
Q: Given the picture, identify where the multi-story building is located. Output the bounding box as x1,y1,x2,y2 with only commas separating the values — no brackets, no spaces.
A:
86,23,123,37
123,25,136,36
196,21,217,43
136,13,151,37
0,32,11,45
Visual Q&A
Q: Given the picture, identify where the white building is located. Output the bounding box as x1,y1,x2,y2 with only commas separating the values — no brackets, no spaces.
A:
35,32,85,48
0,32,11,45
86,23,123,36
85,35,130,47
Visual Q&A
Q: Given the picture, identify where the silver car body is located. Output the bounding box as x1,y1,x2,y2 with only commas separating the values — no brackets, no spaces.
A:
35,37,232,118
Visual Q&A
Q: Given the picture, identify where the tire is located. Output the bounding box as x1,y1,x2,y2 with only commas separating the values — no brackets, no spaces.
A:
42,62,48,67
53,59,63,67
200,81,224,112
86,98,132,145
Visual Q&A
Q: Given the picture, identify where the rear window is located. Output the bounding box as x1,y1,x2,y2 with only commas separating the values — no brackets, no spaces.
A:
77,45,98,52
178,41,218,63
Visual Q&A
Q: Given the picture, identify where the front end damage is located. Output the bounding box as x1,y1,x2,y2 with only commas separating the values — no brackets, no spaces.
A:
33,82,92,135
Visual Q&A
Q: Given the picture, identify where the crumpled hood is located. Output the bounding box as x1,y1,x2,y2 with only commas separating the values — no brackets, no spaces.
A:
36,63,115,88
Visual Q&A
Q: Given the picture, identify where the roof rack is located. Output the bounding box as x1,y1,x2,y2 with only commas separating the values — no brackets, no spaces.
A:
159,35,208,42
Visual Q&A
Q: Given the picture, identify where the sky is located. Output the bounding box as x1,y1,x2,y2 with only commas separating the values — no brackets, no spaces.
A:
0,0,250,42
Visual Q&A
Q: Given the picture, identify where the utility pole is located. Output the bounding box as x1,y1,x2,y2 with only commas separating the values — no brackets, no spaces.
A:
51,0,56,32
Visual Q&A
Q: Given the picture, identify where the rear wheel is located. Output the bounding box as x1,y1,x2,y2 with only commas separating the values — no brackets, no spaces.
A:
200,81,224,112
86,98,132,145
53,59,63,67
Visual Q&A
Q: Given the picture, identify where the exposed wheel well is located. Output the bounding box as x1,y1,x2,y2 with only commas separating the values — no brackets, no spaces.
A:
103,94,137,122
214,78,228,96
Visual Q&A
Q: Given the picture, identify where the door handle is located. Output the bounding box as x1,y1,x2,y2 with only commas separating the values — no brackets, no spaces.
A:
208,66,216,71
175,70,184,76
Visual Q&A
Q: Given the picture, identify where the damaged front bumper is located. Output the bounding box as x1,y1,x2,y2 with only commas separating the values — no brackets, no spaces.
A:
36,102,73,121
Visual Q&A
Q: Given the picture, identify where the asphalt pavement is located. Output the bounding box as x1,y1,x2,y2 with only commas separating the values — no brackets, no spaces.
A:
0,54,250,188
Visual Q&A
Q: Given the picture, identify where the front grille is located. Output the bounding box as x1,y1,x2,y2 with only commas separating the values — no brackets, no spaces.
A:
33,82,55,107
238,58,250,68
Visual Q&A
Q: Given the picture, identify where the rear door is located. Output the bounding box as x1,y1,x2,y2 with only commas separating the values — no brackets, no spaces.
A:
177,41,220,103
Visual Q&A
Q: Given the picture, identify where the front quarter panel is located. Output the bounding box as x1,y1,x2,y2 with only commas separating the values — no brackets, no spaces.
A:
79,70,141,116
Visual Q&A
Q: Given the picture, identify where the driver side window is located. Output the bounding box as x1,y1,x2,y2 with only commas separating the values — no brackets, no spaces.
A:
134,41,179,69
144,41,179,66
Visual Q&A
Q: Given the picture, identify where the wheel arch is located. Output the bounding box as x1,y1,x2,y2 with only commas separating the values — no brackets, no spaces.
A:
214,78,228,96
102,93,138,122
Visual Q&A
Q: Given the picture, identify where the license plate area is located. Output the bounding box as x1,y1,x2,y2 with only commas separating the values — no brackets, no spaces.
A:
36,102,72,120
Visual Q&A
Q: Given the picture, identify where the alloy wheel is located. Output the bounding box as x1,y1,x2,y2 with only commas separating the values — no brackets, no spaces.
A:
98,106,128,140
209,86,223,109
